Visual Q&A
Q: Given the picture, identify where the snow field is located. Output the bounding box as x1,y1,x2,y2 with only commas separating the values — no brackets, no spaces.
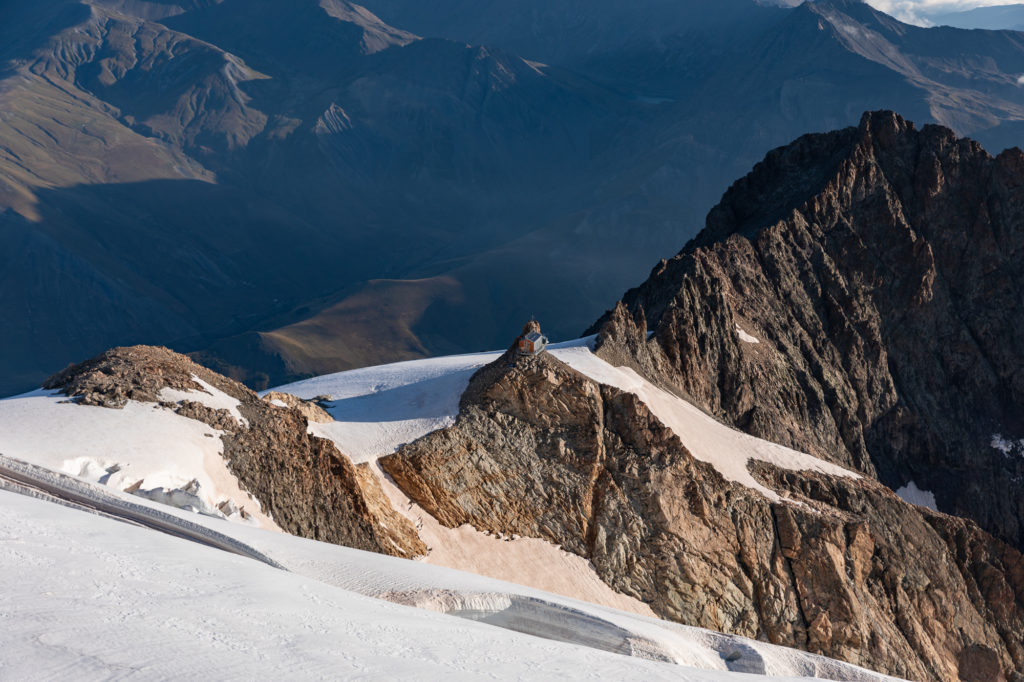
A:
273,351,502,463
0,489,692,681
0,389,277,529
0,461,899,680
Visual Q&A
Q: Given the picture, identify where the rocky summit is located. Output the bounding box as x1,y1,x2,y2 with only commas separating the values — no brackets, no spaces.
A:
591,110,1024,555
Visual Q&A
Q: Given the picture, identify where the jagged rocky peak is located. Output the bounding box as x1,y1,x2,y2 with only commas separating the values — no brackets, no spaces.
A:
591,109,1024,551
44,345,425,558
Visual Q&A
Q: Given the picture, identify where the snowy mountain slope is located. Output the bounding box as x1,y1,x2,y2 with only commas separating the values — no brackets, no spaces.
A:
8,339,854,620
262,338,867,614
264,337,863,606
0,488,682,681
0,387,276,528
271,334,1024,681
0,454,899,681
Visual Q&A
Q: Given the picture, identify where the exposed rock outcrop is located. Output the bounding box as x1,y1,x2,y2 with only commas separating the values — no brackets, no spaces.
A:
380,343,1024,681
45,346,424,557
262,391,334,423
590,111,1024,553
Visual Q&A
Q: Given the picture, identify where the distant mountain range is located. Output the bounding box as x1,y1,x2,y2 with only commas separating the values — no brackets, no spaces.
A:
4,0,1024,395
927,3,1024,31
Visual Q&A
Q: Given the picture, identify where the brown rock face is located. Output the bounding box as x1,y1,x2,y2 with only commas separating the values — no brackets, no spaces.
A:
261,391,334,423
45,346,424,557
590,111,1024,552
44,345,228,408
380,347,1024,681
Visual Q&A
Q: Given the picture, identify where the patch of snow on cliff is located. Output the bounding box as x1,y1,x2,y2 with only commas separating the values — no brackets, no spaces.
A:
735,324,760,344
894,481,938,511
270,351,501,463
991,434,1024,457
0,389,276,529
159,375,248,427
549,346,859,502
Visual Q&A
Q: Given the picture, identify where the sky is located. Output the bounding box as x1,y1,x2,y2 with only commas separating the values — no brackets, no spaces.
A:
864,0,1020,24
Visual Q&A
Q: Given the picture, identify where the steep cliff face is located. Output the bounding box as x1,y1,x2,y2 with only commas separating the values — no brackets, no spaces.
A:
380,342,1024,681
590,110,1024,552
44,346,424,557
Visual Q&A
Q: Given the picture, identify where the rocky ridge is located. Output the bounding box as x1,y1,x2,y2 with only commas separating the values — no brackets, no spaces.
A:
590,110,1024,554
44,346,424,557
379,331,1024,681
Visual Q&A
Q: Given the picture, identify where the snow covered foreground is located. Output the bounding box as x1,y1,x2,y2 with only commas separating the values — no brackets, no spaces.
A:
0,456,897,681
0,383,277,529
